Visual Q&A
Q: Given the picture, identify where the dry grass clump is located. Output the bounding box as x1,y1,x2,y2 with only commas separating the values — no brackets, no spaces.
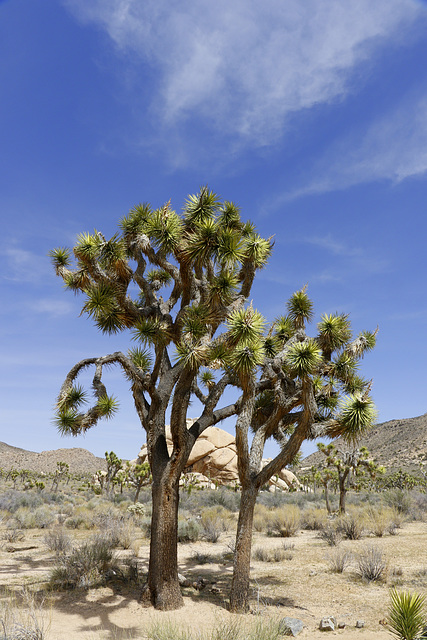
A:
253,542,294,563
266,504,301,537
200,505,233,542
146,615,283,640
365,505,402,537
0,588,49,640
49,533,121,589
355,544,388,582
317,521,342,546
43,527,72,554
326,547,352,573
252,503,271,533
336,509,365,540
302,507,328,531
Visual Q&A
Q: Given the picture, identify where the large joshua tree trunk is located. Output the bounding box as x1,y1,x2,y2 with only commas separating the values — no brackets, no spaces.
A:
229,482,258,612
148,471,183,609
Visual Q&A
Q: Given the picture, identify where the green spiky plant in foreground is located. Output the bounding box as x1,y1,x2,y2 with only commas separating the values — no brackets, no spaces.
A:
227,287,378,612
50,187,273,610
388,589,427,640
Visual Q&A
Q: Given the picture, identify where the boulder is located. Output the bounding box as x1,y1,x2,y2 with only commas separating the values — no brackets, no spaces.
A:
137,424,301,489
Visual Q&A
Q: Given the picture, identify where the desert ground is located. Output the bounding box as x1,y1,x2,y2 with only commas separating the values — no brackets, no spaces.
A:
1,499,426,640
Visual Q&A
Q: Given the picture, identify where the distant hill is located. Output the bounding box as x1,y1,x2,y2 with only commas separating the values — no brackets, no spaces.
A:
0,442,107,475
301,413,427,472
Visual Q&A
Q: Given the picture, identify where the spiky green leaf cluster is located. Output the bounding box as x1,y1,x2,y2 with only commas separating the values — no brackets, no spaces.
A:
54,409,81,436
199,369,216,389
285,339,322,378
49,247,71,268
74,231,102,263
330,394,377,442
132,318,171,346
317,313,351,357
58,385,88,412
226,306,265,347
330,352,359,383
208,270,239,307
119,203,151,239
146,269,172,286
287,288,314,329
388,589,427,640
81,283,125,334
128,347,152,373
96,394,119,419
175,341,208,370
227,342,265,378
146,207,182,254
183,187,221,227
242,233,272,268
274,316,295,344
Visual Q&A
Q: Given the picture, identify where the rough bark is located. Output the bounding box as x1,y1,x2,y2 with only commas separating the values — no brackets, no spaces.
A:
229,484,258,612
147,469,183,609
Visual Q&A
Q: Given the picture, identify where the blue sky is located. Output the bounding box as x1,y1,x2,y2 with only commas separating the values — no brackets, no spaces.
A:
1,0,426,462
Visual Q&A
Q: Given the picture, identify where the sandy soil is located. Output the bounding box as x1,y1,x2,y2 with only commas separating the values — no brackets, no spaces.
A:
1,522,426,639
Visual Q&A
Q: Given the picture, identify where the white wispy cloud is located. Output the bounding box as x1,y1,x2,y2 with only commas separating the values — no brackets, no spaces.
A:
279,91,427,201
29,299,74,317
64,0,422,148
0,247,51,283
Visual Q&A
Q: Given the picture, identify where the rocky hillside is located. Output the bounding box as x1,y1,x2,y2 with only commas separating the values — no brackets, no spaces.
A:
0,441,106,475
301,413,427,472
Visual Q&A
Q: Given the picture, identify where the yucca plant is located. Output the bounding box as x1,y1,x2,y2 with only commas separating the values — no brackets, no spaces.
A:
388,589,427,640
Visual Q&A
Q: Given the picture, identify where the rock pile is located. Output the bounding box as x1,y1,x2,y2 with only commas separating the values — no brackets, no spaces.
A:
136,422,300,491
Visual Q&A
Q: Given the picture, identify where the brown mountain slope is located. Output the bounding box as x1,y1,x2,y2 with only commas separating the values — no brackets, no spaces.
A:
0,442,107,475
301,413,427,472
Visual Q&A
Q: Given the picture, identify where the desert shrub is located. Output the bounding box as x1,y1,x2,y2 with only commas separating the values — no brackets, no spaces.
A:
356,544,387,582
302,507,328,531
1,528,25,543
0,490,44,514
198,488,241,512
318,522,342,546
177,518,200,543
13,504,56,529
365,506,398,537
92,512,135,549
253,503,270,532
326,548,352,573
337,511,365,540
43,527,73,554
384,489,412,515
267,504,301,537
388,589,427,640
408,491,427,522
50,533,117,589
253,544,293,562
0,588,48,640
199,513,222,543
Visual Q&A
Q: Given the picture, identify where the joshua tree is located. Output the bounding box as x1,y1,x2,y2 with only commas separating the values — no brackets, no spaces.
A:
317,442,384,513
227,292,378,612
49,187,272,610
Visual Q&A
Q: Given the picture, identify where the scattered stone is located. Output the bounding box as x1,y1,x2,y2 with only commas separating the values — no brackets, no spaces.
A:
319,616,336,632
279,617,304,637
210,586,220,594
309,570,317,576
355,620,365,628
178,573,191,587
337,621,346,629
